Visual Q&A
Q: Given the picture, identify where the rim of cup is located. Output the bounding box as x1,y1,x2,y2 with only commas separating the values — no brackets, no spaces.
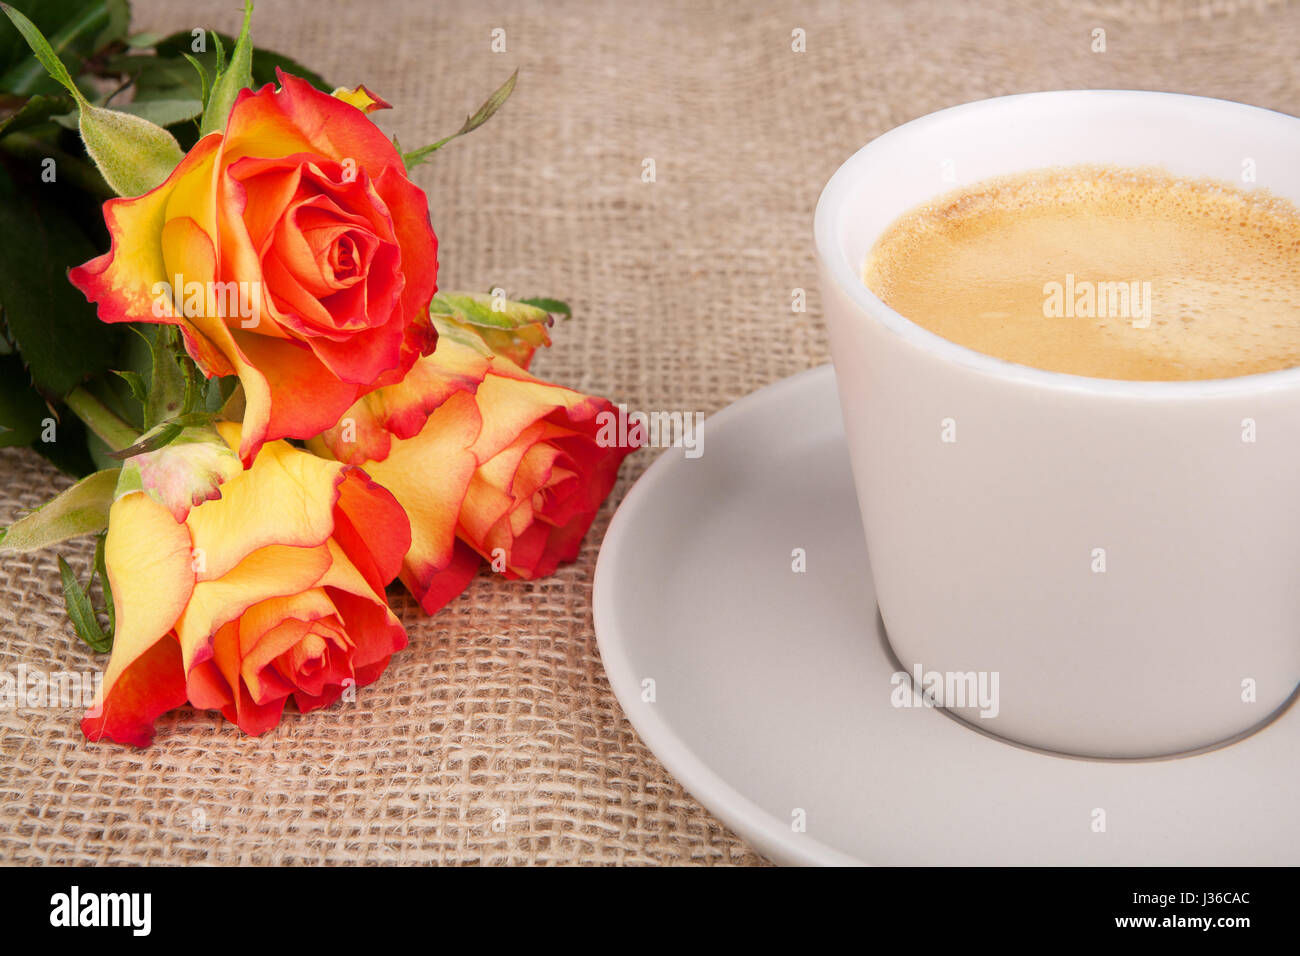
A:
814,89,1300,399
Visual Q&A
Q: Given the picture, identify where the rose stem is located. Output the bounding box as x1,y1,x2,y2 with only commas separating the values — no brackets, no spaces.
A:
63,386,139,452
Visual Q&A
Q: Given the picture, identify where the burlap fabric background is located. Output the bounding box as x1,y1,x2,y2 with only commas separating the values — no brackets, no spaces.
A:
2,0,1298,866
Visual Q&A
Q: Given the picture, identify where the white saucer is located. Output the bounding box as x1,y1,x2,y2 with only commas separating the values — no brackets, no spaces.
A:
593,364,1300,865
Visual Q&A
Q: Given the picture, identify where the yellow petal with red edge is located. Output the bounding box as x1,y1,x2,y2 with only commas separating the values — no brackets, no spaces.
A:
360,390,481,597
470,370,603,463
230,329,366,460
68,133,222,329
312,336,490,466
317,537,384,601
401,539,481,615
82,492,196,745
186,426,346,580
220,84,317,167
223,72,402,177
331,84,393,114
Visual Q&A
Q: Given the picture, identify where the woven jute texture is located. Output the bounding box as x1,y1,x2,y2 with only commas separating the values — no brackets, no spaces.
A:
3,0,1299,866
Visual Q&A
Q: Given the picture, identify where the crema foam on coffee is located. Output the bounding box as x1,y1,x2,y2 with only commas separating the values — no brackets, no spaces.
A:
862,165,1300,380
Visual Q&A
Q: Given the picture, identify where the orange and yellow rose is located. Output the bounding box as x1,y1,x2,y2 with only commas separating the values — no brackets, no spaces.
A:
70,71,439,464
312,326,639,614
82,423,410,746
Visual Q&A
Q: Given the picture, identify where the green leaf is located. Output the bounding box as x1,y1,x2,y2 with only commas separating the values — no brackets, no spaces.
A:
430,291,552,332
211,29,225,75
125,30,164,49
0,0,115,96
91,0,128,52
0,466,118,551
92,529,113,633
0,2,84,98
403,69,517,168
103,50,198,95
0,164,119,395
58,555,110,653
0,351,48,446
105,421,177,460
1,3,185,196
111,96,202,128
199,0,252,137
517,297,572,320
0,90,72,137
102,409,211,461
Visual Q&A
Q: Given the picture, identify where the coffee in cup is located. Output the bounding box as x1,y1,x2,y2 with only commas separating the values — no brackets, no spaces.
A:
861,165,1300,381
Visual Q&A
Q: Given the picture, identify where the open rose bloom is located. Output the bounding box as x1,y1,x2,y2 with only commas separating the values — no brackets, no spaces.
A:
70,71,439,464
82,424,410,746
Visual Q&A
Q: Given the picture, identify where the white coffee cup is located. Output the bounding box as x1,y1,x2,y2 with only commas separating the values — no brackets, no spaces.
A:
815,90,1300,758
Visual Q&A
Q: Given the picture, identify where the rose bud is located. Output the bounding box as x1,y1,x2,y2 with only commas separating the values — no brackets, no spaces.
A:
116,424,243,522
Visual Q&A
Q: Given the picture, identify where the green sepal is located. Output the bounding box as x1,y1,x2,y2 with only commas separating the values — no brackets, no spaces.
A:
111,369,147,405
198,0,252,137
78,98,185,197
104,412,213,461
403,69,516,168
0,467,119,552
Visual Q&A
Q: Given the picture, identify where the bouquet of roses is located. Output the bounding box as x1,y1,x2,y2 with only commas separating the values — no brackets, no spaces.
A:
0,2,637,746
